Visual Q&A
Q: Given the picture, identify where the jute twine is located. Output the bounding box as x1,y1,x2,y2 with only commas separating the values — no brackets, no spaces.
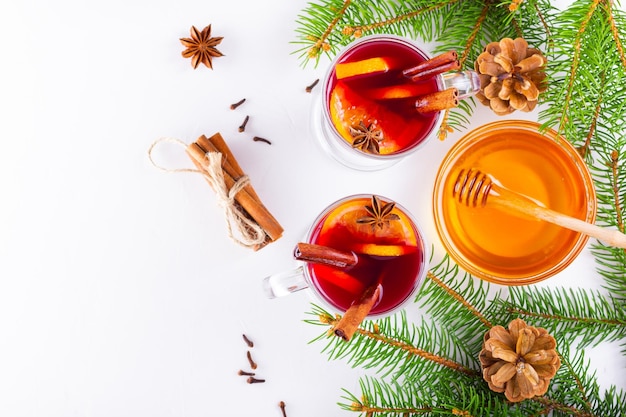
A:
147,137,267,248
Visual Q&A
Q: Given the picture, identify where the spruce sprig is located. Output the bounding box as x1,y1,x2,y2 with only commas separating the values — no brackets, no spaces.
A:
340,376,525,416
305,256,626,415
306,304,478,380
540,0,626,154
539,0,626,302
496,286,626,349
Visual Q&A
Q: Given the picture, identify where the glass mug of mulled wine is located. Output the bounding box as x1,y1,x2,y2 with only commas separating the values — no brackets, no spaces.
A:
263,194,428,338
313,34,480,171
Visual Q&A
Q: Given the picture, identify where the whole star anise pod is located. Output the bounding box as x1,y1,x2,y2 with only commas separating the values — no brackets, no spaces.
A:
350,121,383,154
479,318,561,403
474,38,547,115
180,24,224,69
357,195,400,230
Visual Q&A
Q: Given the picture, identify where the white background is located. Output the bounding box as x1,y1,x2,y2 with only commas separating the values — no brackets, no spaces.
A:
0,1,624,416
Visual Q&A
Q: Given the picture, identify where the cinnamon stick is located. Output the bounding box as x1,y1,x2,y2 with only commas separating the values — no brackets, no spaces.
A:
415,87,459,113
186,142,283,243
199,134,246,183
294,243,358,269
403,51,460,82
407,60,460,82
333,284,381,342
196,134,261,202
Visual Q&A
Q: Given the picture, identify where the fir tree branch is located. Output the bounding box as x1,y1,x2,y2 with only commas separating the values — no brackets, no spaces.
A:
342,0,458,40
608,150,625,233
308,305,478,378
417,256,502,356
498,286,626,348
556,348,593,413
309,0,352,59
533,1,552,41
459,0,493,67
336,368,616,417
556,0,602,136
605,0,626,70
579,69,607,158
425,270,493,329
539,0,626,300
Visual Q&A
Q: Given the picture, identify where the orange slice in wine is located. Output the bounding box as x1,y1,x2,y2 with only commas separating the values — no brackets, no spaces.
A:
316,268,366,295
352,243,417,257
329,82,412,154
335,57,398,79
322,197,419,246
365,84,428,100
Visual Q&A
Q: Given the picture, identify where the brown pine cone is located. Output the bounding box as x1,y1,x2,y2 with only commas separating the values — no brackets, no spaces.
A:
474,38,547,115
479,318,561,402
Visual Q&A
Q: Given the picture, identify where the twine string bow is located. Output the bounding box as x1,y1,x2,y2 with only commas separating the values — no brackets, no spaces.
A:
148,137,267,248
202,151,266,248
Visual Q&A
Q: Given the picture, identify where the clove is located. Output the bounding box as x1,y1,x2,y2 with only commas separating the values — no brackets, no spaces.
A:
237,370,255,376
242,333,254,348
305,78,320,93
246,350,258,370
230,98,246,110
279,401,287,417
247,376,265,384
238,115,250,132
253,136,272,145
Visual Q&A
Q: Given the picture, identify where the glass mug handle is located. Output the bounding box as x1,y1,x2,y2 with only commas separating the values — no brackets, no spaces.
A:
442,70,481,100
262,265,309,299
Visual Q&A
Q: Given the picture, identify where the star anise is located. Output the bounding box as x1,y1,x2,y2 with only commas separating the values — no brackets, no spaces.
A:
180,25,224,69
350,121,383,154
357,195,400,230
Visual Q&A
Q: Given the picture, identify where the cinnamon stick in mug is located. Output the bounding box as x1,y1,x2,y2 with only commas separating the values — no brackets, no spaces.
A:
415,88,459,113
333,284,381,342
403,51,459,81
294,243,358,269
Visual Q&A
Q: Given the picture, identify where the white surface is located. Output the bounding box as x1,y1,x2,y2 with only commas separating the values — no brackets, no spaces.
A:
0,1,623,416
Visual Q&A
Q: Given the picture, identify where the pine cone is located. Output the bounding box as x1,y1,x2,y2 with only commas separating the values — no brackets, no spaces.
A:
479,318,561,402
474,38,547,115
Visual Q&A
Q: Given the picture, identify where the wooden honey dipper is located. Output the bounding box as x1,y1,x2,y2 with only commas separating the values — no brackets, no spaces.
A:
452,168,626,249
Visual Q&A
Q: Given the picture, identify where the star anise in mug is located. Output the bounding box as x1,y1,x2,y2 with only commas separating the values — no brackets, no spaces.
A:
180,24,224,69
357,195,400,230
350,121,383,154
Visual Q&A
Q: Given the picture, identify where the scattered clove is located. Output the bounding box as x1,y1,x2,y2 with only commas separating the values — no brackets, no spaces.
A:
230,98,246,110
238,115,250,132
246,350,258,370
279,401,287,417
305,78,320,93
242,334,254,348
253,136,272,145
237,370,255,376
247,376,265,384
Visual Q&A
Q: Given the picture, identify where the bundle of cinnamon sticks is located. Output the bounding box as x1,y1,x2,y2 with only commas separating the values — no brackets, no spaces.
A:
186,133,283,250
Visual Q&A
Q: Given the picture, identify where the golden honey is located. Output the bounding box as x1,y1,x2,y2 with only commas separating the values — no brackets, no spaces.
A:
433,120,596,285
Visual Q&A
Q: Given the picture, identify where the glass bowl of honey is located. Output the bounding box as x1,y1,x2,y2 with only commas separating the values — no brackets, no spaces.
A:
432,120,596,285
